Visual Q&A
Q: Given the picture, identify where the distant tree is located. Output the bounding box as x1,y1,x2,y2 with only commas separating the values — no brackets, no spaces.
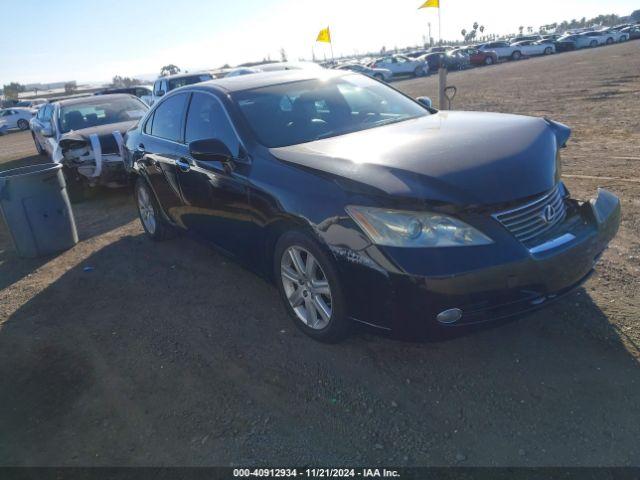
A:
280,48,288,62
461,28,467,40
631,10,640,22
112,75,141,88
380,45,387,54
64,81,77,94
160,64,181,76
2,82,25,100
479,25,485,34
473,22,479,31
527,26,533,33
518,26,524,35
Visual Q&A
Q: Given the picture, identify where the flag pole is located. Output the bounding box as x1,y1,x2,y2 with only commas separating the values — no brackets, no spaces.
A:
330,26,334,61
438,5,442,44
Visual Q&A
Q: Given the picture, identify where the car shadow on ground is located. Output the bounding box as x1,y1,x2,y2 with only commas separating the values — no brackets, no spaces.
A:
0,188,136,292
1,232,639,466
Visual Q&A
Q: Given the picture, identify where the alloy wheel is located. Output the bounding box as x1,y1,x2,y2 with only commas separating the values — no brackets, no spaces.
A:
137,184,157,234
281,246,332,330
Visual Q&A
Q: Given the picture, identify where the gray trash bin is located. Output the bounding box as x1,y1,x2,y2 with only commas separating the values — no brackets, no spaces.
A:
0,163,78,258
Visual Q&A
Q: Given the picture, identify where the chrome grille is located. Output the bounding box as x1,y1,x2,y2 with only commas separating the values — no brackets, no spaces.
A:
493,184,567,245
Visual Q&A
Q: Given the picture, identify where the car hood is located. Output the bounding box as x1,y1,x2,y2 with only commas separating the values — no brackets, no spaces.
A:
270,111,567,206
59,120,138,155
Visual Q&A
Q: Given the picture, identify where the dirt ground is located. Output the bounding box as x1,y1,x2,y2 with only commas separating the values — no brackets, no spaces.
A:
1,42,639,467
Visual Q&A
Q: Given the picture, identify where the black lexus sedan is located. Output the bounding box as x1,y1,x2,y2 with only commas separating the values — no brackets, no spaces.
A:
123,70,620,342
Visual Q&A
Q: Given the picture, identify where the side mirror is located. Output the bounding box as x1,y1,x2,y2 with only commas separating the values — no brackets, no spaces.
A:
156,90,165,97
416,96,433,108
189,138,232,162
42,124,53,137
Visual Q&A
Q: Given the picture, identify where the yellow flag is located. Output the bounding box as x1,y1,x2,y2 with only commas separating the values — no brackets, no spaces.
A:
316,27,331,43
418,0,439,8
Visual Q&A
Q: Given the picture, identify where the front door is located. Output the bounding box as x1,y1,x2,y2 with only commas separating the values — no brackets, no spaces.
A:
174,91,251,258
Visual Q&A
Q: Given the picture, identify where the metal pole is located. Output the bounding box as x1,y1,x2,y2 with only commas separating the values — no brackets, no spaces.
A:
438,67,447,110
438,7,442,44
330,26,335,62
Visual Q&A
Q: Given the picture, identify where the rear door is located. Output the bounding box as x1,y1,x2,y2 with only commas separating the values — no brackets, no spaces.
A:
173,91,251,257
138,93,189,221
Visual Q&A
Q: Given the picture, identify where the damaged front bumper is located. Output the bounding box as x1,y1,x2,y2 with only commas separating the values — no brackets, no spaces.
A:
59,132,129,187
331,188,621,333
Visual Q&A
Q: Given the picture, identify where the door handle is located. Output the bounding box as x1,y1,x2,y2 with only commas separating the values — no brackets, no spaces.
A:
175,158,191,172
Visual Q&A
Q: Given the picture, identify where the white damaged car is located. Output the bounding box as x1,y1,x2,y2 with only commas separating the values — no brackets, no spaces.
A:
30,94,148,200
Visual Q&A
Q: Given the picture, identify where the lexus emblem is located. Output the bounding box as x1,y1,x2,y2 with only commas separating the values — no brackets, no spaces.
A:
542,204,556,224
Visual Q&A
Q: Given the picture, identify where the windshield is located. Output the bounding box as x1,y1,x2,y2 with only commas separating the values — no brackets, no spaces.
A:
167,74,213,91
58,97,148,134
233,74,429,148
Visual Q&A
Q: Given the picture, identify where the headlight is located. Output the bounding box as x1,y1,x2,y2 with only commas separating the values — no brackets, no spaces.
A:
345,206,493,248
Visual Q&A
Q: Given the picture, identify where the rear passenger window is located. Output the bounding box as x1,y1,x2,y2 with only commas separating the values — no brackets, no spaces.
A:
150,94,187,142
184,92,239,156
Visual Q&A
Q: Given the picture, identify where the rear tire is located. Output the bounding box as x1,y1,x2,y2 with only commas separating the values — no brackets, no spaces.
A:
274,230,350,343
544,47,552,55
413,66,425,77
484,56,494,65
590,40,598,48
17,119,29,130
135,176,174,241
511,50,522,60
606,37,614,45
373,73,384,82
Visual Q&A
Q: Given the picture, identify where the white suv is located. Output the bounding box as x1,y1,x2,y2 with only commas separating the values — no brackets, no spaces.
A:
150,72,214,106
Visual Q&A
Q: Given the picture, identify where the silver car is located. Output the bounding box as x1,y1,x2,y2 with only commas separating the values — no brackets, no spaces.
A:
336,63,393,82
370,55,427,77
0,107,36,131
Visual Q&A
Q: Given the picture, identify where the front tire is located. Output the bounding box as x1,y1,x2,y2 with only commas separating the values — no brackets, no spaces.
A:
373,73,384,82
135,177,174,241
606,37,614,45
544,47,552,55
274,230,349,343
511,50,522,60
32,132,45,155
484,56,494,65
413,66,425,77
17,119,29,130
590,40,598,48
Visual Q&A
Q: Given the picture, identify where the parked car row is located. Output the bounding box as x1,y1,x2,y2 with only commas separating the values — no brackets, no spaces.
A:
20,44,624,343
327,23,639,82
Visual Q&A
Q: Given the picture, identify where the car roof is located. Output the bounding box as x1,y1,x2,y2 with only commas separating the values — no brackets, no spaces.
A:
57,93,139,107
158,72,213,80
196,69,343,93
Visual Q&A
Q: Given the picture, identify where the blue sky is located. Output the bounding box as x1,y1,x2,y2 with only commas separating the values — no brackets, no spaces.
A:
1,0,637,85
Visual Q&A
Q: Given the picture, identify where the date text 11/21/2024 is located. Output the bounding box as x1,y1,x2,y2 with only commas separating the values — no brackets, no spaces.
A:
232,468,401,478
